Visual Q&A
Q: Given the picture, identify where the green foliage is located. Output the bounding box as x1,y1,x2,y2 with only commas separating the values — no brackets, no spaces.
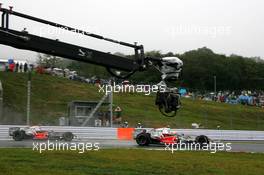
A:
67,61,109,78
37,54,66,68
181,48,264,90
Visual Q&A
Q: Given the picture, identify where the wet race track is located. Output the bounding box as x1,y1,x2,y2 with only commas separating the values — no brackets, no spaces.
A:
0,139,264,153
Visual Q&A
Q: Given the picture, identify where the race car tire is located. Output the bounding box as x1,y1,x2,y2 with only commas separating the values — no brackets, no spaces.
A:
136,133,150,146
195,135,209,147
63,132,74,142
13,130,25,141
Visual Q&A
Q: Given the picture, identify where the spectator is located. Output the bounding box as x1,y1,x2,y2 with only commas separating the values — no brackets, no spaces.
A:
24,63,28,73
9,62,15,72
15,62,19,72
5,63,8,72
122,121,128,128
114,106,122,124
114,106,122,117
19,63,23,73
136,123,143,128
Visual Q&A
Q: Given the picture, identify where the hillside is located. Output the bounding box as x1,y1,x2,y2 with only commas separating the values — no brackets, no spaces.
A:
0,72,263,130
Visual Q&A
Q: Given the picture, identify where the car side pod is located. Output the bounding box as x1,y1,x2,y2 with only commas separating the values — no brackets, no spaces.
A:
33,131,49,140
159,135,178,144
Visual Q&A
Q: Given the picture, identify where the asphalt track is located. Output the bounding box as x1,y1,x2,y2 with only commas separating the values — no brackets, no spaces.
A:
0,139,264,153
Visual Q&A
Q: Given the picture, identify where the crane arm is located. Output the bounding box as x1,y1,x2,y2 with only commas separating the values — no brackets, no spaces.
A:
0,6,183,117
0,27,139,71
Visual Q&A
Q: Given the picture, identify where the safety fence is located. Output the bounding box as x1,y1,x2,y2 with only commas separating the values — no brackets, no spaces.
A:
1,125,264,141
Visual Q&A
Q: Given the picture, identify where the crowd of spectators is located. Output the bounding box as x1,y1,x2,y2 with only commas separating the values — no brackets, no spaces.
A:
214,91,264,107
3,59,31,73
184,90,264,108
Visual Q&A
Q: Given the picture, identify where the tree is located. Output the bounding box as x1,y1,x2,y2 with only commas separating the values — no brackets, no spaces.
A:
37,54,65,68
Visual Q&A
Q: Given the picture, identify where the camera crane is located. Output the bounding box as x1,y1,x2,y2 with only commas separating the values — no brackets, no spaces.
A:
0,5,183,117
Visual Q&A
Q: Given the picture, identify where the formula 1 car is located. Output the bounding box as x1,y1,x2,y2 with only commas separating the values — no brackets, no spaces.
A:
134,128,210,146
9,126,74,141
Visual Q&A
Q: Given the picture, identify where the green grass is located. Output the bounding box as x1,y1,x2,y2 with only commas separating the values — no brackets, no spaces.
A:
0,72,264,130
0,148,263,175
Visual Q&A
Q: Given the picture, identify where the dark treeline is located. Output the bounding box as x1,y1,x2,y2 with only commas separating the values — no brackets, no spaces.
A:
66,47,264,91
181,47,264,91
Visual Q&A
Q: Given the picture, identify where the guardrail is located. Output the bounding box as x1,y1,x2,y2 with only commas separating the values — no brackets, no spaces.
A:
134,128,264,141
1,125,264,141
173,129,264,141
0,125,117,140
0,80,3,119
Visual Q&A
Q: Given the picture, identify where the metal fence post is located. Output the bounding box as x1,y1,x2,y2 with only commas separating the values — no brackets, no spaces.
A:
26,70,31,126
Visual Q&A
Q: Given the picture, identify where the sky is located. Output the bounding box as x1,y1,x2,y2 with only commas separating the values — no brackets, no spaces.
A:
0,0,263,62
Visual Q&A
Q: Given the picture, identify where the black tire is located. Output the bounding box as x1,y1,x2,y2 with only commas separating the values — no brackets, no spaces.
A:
13,130,25,141
136,133,150,146
195,135,209,147
63,132,74,142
